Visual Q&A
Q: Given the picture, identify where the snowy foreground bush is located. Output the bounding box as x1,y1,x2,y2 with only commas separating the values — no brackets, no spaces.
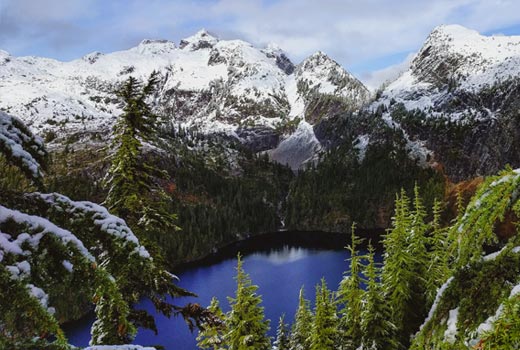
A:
0,111,192,349
411,167,520,349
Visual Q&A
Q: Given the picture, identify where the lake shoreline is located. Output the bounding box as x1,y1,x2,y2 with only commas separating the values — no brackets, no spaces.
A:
61,228,385,334
172,228,385,273
65,233,384,349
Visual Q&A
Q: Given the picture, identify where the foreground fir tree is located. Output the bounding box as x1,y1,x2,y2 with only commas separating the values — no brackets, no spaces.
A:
310,278,337,350
197,297,227,350
360,242,397,350
425,198,450,305
226,255,271,350
104,71,177,234
289,287,313,350
381,190,416,348
273,314,290,350
405,185,430,335
413,167,520,349
336,223,365,350
0,111,47,190
0,111,204,349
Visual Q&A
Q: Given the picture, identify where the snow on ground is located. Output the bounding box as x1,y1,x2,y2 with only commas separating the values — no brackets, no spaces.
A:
444,308,459,343
0,29,370,169
284,74,305,118
0,30,357,136
354,134,370,161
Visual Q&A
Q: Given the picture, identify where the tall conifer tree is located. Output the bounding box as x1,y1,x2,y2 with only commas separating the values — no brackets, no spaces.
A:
104,71,177,234
361,242,397,350
289,287,313,350
337,222,364,350
197,297,227,350
310,278,337,350
406,184,430,334
273,314,290,350
381,190,415,348
226,255,271,350
425,198,450,305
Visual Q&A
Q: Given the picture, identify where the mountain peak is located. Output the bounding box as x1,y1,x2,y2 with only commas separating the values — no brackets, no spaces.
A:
429,24,479,39
179,29,219,50
299,51,338,72
379,24,520,125
133,39,176,55
412,24,520,76
308,51,329,60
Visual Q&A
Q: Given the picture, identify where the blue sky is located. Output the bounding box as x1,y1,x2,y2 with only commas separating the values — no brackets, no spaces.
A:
1,0,520,88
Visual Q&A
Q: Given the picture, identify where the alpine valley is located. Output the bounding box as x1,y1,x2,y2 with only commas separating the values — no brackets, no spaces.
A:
3,22,520,350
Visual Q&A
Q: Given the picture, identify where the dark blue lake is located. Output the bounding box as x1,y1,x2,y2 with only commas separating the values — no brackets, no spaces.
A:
64,231,381,350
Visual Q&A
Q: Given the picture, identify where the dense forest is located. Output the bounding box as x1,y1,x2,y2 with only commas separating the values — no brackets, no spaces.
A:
1,72,520,349
198,177,520,349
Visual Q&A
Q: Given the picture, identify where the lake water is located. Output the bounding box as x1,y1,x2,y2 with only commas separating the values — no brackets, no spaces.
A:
65,231,381,350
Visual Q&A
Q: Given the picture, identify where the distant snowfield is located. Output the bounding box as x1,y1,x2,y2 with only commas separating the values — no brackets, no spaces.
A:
3,25,518,169
0,29,369,169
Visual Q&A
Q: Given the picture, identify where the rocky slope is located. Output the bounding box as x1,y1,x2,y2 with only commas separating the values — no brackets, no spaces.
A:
0,29,369,170
369,25,520,181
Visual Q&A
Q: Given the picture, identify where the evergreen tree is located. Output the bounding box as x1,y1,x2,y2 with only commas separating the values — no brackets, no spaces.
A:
425,198,450,305
104,71,177,234
406,185,430,334
197,297,227,350
378,187,434,348
361,242,397,350
90,270,136,345
381,190,415,349
273,314,290,350
336,222,364,350
226,254,271,350
310,278,337,350
289,287,313,350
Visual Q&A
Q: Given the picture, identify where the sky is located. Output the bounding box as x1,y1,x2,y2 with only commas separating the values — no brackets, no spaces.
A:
0,0,520,89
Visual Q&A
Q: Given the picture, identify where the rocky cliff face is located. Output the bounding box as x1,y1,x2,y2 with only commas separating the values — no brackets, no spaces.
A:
367,25,520,181
0,29,369,170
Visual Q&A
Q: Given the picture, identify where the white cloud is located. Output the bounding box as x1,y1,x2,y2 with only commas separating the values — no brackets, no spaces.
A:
361,53,415,91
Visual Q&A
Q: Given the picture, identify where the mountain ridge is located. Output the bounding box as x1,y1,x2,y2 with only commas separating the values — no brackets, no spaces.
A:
0,29,369,169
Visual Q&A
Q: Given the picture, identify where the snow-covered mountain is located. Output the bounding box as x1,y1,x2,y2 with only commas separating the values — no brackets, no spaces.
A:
364,25,520,180
377,24,520,120
0,29,369,169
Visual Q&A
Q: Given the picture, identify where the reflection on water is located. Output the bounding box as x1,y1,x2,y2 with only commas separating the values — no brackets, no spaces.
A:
249,245,316,265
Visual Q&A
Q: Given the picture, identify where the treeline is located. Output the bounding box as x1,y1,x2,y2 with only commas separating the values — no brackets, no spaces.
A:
46,102,294,267
286,119,444,231
153,142,293,265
